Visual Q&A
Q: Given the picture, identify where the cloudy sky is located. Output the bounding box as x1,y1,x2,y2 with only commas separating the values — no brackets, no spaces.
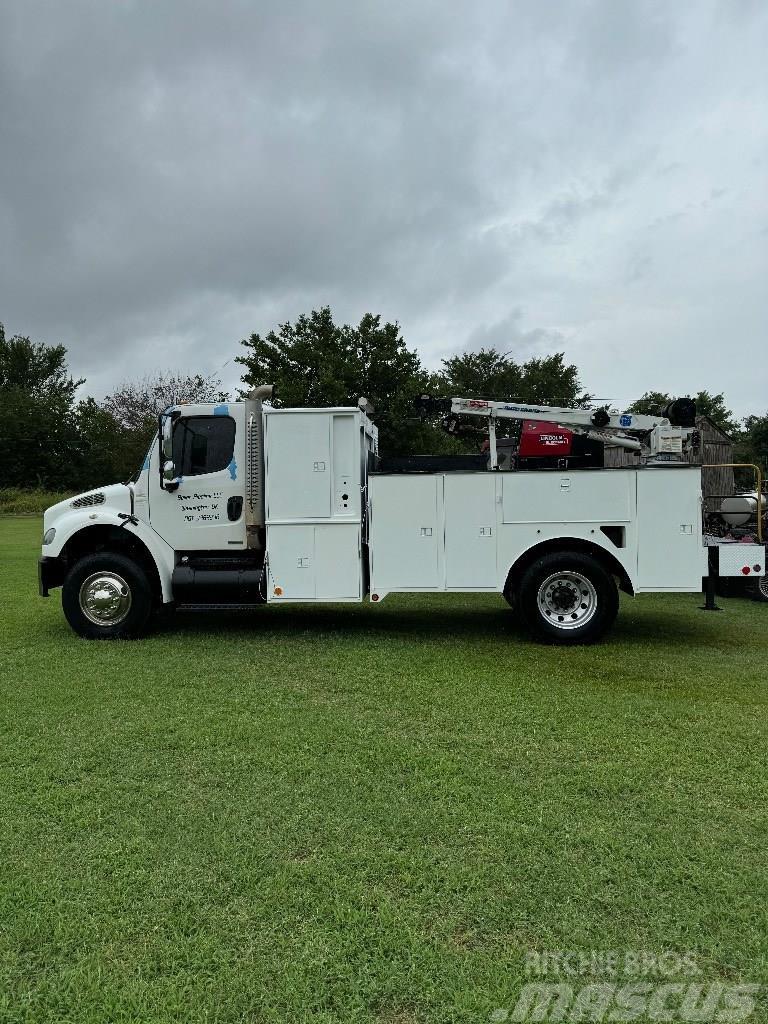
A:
1,0,766,415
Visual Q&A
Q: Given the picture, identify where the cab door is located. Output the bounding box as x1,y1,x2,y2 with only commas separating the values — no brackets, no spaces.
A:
148,403,247,551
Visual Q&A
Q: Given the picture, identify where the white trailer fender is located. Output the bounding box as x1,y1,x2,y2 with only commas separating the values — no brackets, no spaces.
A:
45,508,175,602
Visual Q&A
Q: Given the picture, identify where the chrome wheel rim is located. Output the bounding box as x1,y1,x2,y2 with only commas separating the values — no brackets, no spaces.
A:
79,571,132,626
537,571,598,630
759,575,768,600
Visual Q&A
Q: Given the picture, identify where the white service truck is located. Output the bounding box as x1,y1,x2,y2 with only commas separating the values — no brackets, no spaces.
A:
39,388,766,644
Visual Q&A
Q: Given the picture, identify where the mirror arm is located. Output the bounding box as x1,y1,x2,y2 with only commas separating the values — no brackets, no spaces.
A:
157,413,165,491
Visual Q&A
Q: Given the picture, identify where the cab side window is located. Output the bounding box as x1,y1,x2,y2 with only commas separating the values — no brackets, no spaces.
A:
172,417,235,477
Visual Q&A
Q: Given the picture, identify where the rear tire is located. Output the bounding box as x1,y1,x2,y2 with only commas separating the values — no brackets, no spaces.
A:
62,551,154,639
515,551,619,645
753,576,768,603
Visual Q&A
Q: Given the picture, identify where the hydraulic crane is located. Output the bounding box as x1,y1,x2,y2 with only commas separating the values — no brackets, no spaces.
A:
415,395,699,470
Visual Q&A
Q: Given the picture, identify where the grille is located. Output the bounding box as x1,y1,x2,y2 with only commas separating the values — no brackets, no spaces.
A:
71,492,105,509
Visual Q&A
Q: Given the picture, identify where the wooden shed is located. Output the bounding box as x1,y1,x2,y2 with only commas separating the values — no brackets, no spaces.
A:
604,415,734,498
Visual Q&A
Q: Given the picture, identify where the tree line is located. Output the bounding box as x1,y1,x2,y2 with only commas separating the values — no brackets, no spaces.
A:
1,311,765,493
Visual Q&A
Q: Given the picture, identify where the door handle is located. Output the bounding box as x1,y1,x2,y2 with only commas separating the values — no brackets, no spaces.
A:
227,496,243,521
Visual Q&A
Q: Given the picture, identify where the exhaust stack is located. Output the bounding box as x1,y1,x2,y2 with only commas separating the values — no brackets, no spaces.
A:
243,385,274,546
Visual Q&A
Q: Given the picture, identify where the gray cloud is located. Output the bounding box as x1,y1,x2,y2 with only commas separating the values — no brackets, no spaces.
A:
460,309,566,361
0,0,766,415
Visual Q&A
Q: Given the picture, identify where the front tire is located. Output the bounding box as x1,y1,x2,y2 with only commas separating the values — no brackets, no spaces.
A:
515,551,619,645
62,552,154,639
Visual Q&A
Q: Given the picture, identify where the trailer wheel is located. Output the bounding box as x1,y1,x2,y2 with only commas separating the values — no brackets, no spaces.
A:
753,576,768,603
62,551,154,639
516,551,619,644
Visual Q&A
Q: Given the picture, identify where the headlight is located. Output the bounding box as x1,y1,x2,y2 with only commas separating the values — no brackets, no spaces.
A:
43,528,56,545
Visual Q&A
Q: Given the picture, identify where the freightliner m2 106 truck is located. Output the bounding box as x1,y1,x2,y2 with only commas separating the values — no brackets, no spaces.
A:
39,388,766,643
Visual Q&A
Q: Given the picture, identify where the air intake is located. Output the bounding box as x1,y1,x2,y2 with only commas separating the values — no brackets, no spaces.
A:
71,492,105,509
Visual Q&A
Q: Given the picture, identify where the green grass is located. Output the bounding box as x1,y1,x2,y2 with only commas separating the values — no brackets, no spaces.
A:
1,516,767,1023
0,489,70,516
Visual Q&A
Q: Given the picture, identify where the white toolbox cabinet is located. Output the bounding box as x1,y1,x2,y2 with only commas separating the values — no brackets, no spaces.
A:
263,408,373,602
265,410,360,520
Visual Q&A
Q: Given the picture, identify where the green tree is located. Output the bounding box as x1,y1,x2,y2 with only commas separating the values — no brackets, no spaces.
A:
628,390,740,436
69,398,128,489
626,391,670,417
237,307,447,454
438,348,586,407
735,412,768,475
354,313,443,454
0,323,83,400
0,321,235,491
0,323,85,489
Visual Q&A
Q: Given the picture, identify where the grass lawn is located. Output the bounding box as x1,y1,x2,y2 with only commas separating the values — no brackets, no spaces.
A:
1,516,767,1023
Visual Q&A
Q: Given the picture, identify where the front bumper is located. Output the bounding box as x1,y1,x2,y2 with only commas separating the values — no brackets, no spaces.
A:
38,556,65,597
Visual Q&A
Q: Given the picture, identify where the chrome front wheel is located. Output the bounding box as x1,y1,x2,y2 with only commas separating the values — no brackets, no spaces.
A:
79,571,133,626
63,551,153,639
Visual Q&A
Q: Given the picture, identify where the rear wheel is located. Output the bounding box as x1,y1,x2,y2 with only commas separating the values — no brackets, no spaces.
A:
62,551,154,639
515,551,619,644
753,575,768,603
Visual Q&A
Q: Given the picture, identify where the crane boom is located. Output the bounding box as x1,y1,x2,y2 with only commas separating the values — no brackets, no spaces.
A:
450,398,668,431
415,394,698,468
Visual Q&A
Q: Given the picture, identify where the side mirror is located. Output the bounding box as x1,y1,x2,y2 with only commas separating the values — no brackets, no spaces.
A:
161,415,174,460
158,411,179,491
162,459,180,492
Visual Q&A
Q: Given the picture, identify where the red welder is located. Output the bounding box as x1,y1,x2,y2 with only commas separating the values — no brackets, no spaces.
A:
500,420,605,470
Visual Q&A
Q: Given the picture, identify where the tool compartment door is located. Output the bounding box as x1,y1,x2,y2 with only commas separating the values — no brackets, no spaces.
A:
265,413,331,520
502,470,632,524
314,525,361,599
267,525,316,599
636,469,704,590
369,476,442,591
267,523,361,601
444,474,497,588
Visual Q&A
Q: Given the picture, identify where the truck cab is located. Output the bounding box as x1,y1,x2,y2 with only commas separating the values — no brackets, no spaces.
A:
39,392,378,638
